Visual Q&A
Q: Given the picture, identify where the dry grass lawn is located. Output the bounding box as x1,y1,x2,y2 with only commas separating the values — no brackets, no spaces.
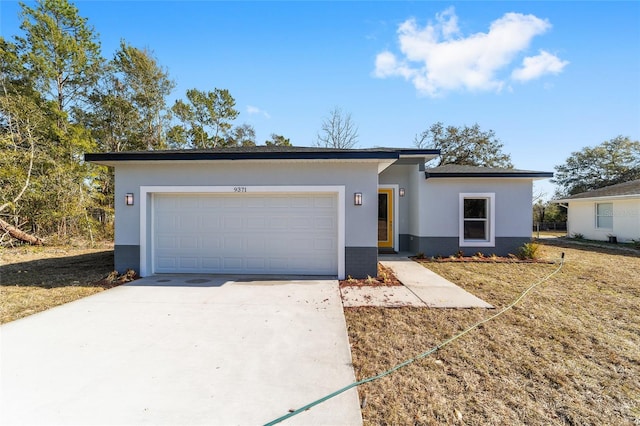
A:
345,241,639,425
533,230,567,238
0,244,115,324
2,241,639,424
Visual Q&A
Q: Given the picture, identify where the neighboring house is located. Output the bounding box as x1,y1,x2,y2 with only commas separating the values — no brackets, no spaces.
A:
554,179,640,243
85,147,552,279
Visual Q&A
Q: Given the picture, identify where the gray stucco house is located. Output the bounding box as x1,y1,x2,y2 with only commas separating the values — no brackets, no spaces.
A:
85,147,552,279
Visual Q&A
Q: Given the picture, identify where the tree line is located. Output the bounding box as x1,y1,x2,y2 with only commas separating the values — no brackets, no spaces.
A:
1,0,638,245
0,0,293,244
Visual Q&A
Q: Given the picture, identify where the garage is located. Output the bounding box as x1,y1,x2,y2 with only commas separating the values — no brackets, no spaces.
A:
152,192,339,275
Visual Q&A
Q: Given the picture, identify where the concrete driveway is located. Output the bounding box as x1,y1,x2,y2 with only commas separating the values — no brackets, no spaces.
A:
0,275,362,425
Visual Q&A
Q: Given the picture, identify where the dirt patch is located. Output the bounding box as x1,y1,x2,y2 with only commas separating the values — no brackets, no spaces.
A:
339,263,403,288
345,242,640,424
0,244,118,324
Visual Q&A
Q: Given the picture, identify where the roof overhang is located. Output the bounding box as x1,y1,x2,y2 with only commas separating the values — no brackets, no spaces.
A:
552,194,639,203
425,171,554,180
84,148,441,169
394,151,440,165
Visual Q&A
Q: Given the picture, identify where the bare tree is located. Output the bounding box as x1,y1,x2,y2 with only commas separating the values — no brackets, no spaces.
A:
0,78,43,245
315,106,358,149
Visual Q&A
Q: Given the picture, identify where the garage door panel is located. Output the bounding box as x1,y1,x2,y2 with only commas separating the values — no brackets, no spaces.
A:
202,237,222,249
156,236,177,249
178,236,198,249
223,198,243,208
223,216,242,229
155,214,176,229
177,197,199,209
314,197,335,208
268,217,288,229
156,256,176,269
179,215,199,232
153,193,337,275
223,236,243,251
290,217,312,228
246,198,266,208
201,257,221,269
291,197,312,208
246,258,267,270
179,257,198,269
266,197,291,208
224,258,243,269
314,238,334,250
314,217,335,229
200,217,221,231
200,197,222,208
246,217,266,229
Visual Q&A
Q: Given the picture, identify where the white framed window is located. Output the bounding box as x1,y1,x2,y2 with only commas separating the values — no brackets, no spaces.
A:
595,202,613,229
459,193,495,247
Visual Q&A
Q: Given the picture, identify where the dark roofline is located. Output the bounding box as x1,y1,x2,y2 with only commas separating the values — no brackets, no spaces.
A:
425,167,554,179
84,148,440,163
554,179,640,202
425,171,554,179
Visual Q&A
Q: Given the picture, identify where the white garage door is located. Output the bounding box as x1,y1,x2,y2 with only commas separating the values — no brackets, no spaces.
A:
153,193,338,275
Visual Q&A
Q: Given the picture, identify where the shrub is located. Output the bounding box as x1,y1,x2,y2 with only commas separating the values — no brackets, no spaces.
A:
571,233,584,239
518,242,540,260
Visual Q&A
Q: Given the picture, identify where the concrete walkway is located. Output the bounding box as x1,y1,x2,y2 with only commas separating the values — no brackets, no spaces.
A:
341,256,493,309
1,275,362,425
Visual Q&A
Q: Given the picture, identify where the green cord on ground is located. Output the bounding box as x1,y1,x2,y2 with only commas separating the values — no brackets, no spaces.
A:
264,253,565,426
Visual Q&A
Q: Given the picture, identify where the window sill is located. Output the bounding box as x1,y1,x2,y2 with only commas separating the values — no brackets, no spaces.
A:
460,240,495,247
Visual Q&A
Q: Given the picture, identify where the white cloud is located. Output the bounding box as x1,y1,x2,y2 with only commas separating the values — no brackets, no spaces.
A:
373,8,567,96
246,105,271,119
512,50,569,81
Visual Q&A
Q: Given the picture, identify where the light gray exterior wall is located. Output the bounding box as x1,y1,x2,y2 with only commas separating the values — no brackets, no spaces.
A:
380,169,536,256
421,178,533,237
114,160,379,278
417,178,534,256
379,164,417,237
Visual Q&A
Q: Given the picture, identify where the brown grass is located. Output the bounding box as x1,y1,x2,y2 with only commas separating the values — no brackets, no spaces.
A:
533,230,567,238
0,244,115,324
345,241,640,425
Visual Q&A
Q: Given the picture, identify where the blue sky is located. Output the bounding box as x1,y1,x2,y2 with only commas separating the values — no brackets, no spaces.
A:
2,1,639,198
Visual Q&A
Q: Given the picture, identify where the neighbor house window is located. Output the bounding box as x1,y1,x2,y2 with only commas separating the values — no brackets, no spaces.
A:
459,193,495,247
596,203,613,229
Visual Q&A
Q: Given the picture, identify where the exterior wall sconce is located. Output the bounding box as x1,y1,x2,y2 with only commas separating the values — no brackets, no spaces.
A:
399,188,405,197
125,193,134,206
354,192,363,206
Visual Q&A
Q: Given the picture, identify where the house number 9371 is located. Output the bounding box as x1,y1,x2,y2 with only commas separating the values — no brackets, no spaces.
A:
233,186,247,193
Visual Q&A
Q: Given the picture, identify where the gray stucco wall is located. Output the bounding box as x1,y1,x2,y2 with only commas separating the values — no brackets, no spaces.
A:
400,236,530,257
114,245,140,273
379,164,417,236
392,176,535,257
345,247,378,278
420,178,533,238
113,160,380,278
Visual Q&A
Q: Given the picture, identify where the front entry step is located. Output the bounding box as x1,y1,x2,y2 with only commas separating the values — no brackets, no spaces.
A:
378,248,397,255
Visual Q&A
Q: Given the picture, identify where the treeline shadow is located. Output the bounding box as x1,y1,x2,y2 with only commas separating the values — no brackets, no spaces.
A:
1,250,115,289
